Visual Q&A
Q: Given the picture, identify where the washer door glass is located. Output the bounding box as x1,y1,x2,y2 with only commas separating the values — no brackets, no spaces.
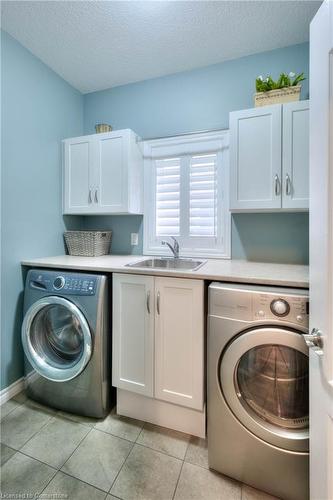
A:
236,345,308,430
219,327,309,452
22,296,92,382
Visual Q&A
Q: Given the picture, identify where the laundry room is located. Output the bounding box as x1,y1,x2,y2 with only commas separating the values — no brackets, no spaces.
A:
0,1,332,499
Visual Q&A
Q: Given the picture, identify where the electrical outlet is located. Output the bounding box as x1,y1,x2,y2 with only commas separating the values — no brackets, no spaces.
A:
131,233,139,246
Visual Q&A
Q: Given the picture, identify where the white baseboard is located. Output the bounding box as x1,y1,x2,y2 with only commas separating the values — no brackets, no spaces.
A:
0,377,25,405
117,389,206,438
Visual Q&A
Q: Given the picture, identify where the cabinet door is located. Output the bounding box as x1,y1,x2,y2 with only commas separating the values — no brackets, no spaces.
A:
230,105,282,210
282,101,309,210
155,277,204,410
94,134,127,213
63,139,94,214
112,274,154,397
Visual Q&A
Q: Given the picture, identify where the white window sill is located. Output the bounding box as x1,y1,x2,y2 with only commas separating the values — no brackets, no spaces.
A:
143,247,231,260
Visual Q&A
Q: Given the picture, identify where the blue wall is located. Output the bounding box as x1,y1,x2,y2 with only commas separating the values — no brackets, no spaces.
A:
84,43,309,136
83,42,309,262
232,213,309,263
1,31,83,390
1,38,309,391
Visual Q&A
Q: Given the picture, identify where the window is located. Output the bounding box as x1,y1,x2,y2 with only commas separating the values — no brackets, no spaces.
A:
143,131,230,258
155,157,181,236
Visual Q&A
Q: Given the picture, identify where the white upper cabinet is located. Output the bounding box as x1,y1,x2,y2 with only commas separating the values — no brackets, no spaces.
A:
282,101,309,209
230,101,309,212
63,138,92,212
63,129,143,215
230,105,282,211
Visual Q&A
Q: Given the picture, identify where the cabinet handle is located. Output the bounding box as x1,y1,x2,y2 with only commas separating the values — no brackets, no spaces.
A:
94,189,98,203
274,174,280,196
146,291,151,314
157,291,160,315
88,189,92,203
285,174,291,196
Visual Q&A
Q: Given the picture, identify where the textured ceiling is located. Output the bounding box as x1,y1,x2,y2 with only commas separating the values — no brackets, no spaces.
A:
1,0,321,94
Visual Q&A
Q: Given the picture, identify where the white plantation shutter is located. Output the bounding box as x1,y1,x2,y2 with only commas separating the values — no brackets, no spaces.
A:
144,130,230,258
189,154,217,237
155,157,180,236
155,154,218,238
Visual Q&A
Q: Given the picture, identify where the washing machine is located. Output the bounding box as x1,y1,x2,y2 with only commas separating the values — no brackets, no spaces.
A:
22,269,113,418
208,283,309,500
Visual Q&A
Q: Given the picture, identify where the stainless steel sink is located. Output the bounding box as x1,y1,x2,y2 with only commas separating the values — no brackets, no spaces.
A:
126,257,206,271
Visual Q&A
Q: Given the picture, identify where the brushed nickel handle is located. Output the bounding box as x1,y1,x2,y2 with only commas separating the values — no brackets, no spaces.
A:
94,189,98,203
286,174,291,195
274,174,280,196
302,328,324,354
146,291,151,314
88,189,92,203
157,291,160,315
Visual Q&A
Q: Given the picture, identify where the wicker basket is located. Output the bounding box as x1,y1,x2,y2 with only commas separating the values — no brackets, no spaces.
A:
254,85,301,107
64,231,112,257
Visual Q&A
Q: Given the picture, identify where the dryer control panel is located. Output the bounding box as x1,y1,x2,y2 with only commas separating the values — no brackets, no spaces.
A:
28,270,98,296
209,283,309,328
252,291,308,327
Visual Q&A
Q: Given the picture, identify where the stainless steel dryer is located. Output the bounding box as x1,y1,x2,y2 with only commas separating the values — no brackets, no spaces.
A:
208,283,309,500
22,269,113,418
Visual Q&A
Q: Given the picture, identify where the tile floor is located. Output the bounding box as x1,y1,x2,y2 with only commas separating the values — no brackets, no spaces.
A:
0,392,277,500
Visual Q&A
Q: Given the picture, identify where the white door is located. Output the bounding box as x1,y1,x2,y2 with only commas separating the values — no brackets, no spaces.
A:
230,105,282,211
309,2,333,499
112,273,154,397
63,138,93,214
94,133,127,213
154,277,204,410
282,101,309,210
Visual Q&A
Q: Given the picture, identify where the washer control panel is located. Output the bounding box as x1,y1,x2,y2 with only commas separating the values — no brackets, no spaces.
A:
270,299,290,317
58,276,97,295
28,270,98,296
53,276,65,290
253,291,308,326
209,283,309,328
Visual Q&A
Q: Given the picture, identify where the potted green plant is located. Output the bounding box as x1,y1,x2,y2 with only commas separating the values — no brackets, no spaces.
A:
254,72,306,107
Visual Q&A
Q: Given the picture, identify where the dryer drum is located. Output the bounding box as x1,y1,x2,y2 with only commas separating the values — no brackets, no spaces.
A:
236,344,309,430
32,304,84,364
22,296,93,382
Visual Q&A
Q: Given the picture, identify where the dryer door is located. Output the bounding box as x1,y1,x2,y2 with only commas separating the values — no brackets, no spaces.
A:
220,327,309,452
22,296,92,382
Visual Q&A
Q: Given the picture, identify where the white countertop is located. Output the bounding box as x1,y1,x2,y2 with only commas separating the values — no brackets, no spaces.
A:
21,255,309,288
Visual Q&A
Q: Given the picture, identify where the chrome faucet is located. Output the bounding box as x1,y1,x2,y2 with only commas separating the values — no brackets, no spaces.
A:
161,237,179,258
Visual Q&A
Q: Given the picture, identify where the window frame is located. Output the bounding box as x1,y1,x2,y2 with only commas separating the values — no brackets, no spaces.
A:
143,130,231,259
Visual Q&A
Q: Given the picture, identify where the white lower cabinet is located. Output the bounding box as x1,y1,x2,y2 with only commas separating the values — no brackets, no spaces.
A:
112,274,154,397
112,273,204,411
154,277,204,410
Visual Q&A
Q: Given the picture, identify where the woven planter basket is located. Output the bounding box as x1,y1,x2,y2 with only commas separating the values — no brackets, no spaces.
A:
64,231,112,257
254,85,301,107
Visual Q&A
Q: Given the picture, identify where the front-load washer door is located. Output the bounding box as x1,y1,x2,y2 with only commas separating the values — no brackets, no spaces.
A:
219,327,309,453
22,296,92,382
